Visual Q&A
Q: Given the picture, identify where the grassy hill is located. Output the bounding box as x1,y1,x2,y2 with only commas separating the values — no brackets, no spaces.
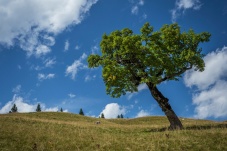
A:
0,112,227,151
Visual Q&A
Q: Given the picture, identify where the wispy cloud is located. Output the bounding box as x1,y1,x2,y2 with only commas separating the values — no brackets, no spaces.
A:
171,0,202,22
43,35,55,46
38,73,55,81
64,40,70,52
142,13,147,20
30,58,56,71
91,45,99,54
65,53,87,80
131,6,139,15
184,46,227,119
127,83,148,100
0,0,98,57
35,45,51,57
12,85,22,93
44,58,56,68
84,75,96,82
130,0,144,15
75,45,80,50
68,93,76,98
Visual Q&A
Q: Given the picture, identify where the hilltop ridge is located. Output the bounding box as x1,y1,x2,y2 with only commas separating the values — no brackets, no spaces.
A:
0,112,226,150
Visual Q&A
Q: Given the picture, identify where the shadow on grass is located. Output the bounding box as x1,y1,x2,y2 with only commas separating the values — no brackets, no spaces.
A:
145,123,227,132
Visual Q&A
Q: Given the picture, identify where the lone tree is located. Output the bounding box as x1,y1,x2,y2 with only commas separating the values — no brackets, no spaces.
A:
11,104,18,113
36,103,41,112
117,114,124,118
101,113,105,118
88,23,210,130
79,108,84,116
60,107,63,112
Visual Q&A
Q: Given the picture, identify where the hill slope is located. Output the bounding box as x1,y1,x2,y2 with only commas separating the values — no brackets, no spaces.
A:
0,112,227,151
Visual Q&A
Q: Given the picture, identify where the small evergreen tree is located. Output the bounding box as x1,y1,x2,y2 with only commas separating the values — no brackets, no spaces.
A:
117,115,120,118
36,103,41,112
101,113,105,118
11,104,17,113
60,107,63,112
79,108,84,115
120,114,124,118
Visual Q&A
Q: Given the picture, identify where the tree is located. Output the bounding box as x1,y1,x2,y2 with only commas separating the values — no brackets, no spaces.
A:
88,23,210,130
79,108,84,116
117,114,123,118
60,107,63,112
11,104,18,113
36,103,41,112
101,113,105,118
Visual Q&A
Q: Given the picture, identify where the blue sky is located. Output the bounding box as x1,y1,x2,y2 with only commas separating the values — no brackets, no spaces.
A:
0,0,227,120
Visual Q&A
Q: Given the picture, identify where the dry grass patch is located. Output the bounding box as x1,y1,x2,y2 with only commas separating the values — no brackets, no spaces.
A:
0,112,226,151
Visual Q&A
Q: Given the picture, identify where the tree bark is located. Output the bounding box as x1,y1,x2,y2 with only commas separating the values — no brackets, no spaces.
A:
146,82,183,130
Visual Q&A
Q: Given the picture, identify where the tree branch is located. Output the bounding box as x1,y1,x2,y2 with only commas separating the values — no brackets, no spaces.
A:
157,64,192,83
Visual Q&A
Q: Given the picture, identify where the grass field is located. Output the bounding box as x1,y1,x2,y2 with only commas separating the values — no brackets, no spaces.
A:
0,112,227,151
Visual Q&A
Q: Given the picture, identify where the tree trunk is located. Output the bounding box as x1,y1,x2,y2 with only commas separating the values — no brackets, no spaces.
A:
146,83,183,130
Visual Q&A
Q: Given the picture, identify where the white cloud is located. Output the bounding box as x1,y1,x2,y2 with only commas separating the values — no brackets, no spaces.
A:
44,58,56,68
43,106,59,112
35,44,51,57
138,84,148,91
68,93,76,98
171,0,201,22
0,0,98,57
63,109,69,113
85,75,96,82
136,110,150,117
38,73,55,81
85,75,91,82
64,40,70,52
131,6,139,15
66,53,87,80
0,95,62,114
81,53,87,60
100,103,126,119
184,46,227,90
12,85,22,93
30,58,56,71
31,65,42,71
0,95,44,113
138,0,144,6
0,95,35,113
184,46,227,119
177,0,200,9
75,45,80,50
91,45,99,54
43,35,55,46
127,83,148,100
142,13,147,20
130,0,144,15
192,80,227,119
